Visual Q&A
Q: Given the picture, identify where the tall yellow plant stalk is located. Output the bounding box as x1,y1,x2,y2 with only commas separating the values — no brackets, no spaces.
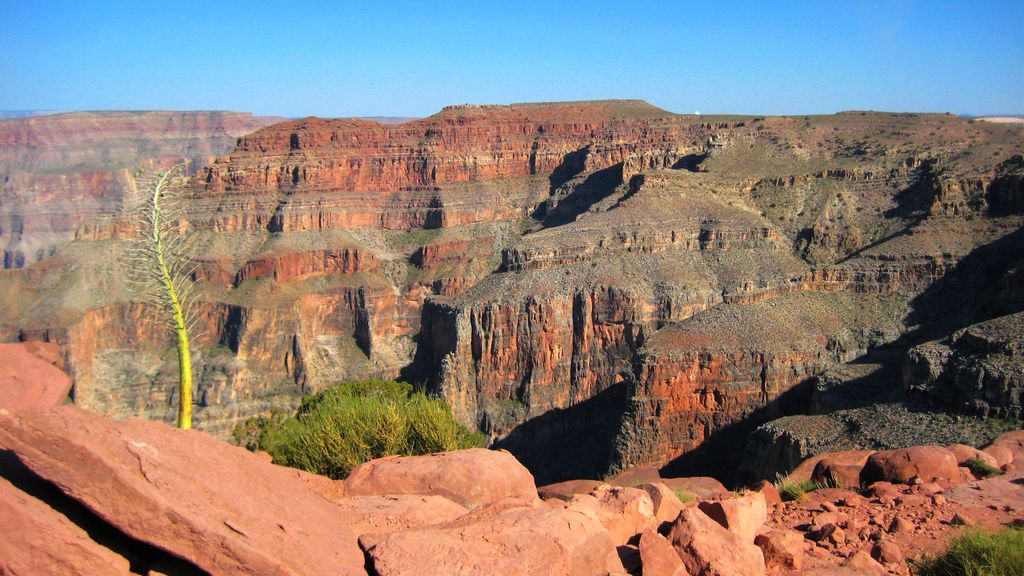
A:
126,163,199,429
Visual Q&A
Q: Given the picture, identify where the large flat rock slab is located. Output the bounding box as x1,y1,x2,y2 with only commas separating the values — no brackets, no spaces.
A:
0,475,130,576
359,505,620,576
0,406,366,576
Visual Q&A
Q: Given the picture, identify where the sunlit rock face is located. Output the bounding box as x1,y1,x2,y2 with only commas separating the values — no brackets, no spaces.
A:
3,102,1023,481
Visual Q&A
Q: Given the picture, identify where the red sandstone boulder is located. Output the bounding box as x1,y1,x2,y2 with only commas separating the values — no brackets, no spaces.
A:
866,481,901,499
638,529,689,576
752,479,782,506
539,479,608,501
984,444,1014,468
988,430,1024,463
336,494,469,536
0,342,71,410
359,506,620,576
754,529,804,573
668,508,766,576
948,444,1000,468
344,448,537,510
565,485,657,545
812,456,866,488
658,476,728,500
697,491,767,542
789,450,874,483
609,465,662,487
860,446,960,485
638,482,689,525
0,406,367,575
0,475,130,575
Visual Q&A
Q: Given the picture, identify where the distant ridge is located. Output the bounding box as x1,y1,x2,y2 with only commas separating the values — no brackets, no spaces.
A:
360,116,419,124
433,99,675,121
0,110,60,119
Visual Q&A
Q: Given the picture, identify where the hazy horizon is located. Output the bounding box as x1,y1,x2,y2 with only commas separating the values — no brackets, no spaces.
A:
2,1,1022,118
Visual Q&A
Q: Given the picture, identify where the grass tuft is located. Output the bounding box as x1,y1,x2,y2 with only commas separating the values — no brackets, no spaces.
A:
965,457,1003,479
774,473,825,502
914,527,1024,576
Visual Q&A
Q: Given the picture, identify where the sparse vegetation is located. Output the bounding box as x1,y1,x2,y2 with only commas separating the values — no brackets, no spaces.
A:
673,490,696,504
913,527,1024,576
965,457,1003,479
233,380,485,479
774,474,825,502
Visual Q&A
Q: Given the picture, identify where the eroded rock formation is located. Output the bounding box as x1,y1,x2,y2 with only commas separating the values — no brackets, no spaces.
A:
2,101,1023,484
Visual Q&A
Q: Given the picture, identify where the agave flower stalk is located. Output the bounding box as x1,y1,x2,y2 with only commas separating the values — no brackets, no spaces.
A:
126,163,200,429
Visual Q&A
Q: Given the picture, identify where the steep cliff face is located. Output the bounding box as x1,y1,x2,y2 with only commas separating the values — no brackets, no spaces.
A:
3,102,1023,483
905,311,1024,419
414,110,1024,483
202,100,696,194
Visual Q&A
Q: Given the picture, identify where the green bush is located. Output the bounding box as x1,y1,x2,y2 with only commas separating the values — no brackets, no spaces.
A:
233,380,485,479
914,527,1024,576
965,457,1003,479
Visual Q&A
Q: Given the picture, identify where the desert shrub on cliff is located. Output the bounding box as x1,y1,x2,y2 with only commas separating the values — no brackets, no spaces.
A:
914,526,1024,576
233,380,484,479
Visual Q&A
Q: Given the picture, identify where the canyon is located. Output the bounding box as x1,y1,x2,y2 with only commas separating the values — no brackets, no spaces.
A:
1,101,1022,483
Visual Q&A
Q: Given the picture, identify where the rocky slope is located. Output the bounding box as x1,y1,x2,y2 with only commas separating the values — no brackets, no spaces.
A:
1,389,1022,575
1,101,1022,479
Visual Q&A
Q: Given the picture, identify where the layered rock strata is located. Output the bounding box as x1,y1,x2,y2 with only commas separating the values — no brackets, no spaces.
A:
2,102,1023,482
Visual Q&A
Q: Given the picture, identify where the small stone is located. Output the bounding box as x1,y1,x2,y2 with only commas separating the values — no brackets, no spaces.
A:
812,511,839,527
951,512,975,527
845,550,887,575
754,529,804,573
871,539,904,565
888,516,914,533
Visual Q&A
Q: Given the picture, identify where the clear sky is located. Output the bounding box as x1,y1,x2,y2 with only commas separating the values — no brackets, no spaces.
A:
2,0,1022,118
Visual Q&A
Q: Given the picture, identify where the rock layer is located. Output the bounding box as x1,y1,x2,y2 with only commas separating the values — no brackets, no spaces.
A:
2,102,1023,483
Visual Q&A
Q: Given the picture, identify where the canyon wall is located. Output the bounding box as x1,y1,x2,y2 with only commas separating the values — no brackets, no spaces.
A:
2,102,1023,483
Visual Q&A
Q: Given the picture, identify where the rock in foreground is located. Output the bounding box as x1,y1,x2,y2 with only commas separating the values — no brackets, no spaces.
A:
0,406,366,575
344,447,538,509
360,505,620,576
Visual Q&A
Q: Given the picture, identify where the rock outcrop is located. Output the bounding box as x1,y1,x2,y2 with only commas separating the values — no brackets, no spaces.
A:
2,401,1023,575
0,405,367,575
904,311,1024,418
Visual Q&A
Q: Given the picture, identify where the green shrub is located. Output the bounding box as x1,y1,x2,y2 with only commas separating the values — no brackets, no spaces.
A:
233,380,485,479
914,527,1024,576
965,457,1003,479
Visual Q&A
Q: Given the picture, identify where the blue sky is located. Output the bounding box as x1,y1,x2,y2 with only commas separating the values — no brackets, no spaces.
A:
1,1,1022,117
